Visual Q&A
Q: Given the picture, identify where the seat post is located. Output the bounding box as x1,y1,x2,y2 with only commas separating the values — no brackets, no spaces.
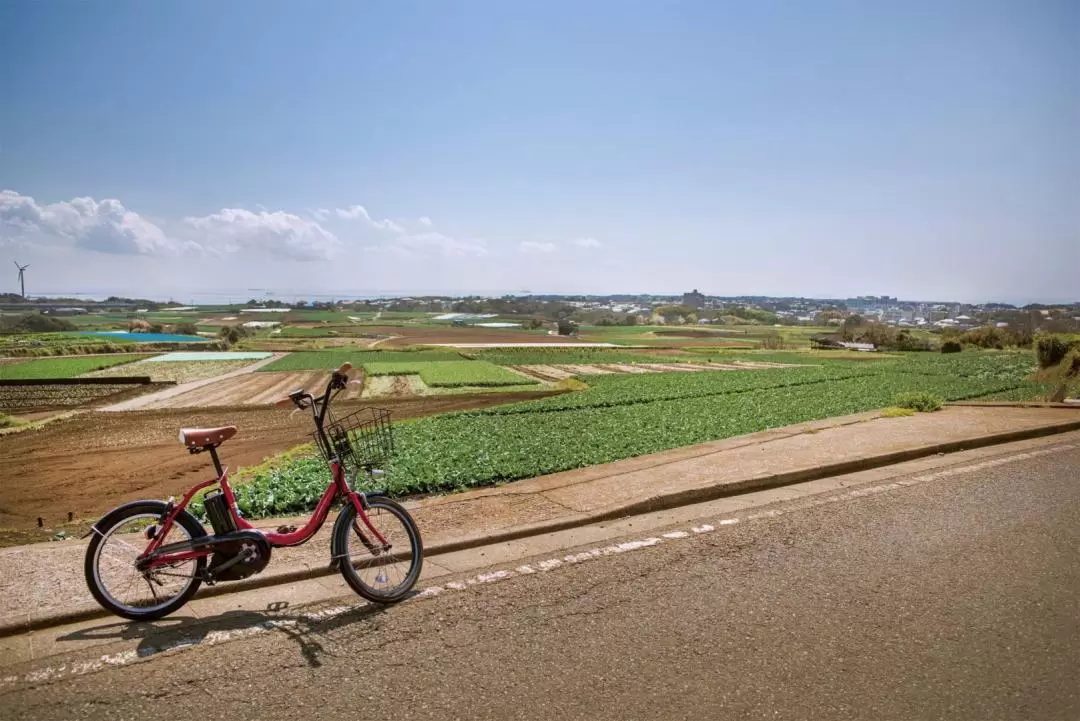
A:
207,445,224,478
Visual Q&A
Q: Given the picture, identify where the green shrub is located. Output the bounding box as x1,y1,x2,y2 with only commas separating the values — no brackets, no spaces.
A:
173,322,199,336
0,314,77,334
941,341,962,354
894,391,944,412
1035,334,1072,369
958,326,1019,350
759,331,785,350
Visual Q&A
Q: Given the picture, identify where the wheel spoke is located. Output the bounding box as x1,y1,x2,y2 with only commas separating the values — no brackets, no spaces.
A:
339,502,420,601
92,512,200,617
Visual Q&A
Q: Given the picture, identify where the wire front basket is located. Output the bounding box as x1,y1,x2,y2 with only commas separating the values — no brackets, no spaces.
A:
314,407,394,469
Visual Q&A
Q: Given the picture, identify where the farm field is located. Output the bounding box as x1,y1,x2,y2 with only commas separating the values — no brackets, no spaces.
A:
135,370,357,409
508,361,788,381
379,351,1041,494
362,360,535,387
470,348,692,365
0,354,145,379
358,374,543,399
85,358,257,384
0,382,165,413
0,390,560,538
224,350,1047,518
574,323,890,349
0,332,138,355
344,324,593,347
260,349,465,371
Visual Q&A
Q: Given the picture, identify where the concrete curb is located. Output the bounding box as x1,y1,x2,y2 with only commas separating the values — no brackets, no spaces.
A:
5,414,1080,637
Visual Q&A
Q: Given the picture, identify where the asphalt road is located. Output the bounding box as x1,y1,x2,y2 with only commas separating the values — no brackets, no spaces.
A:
3,442,1078,720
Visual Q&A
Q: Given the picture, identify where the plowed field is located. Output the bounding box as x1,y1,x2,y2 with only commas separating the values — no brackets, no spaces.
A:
508,361,784,382
137,371,364,409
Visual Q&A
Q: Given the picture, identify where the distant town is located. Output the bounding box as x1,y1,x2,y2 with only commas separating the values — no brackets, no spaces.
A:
3,289,1078,337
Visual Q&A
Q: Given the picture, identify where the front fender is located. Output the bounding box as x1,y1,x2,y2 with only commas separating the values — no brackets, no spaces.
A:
329,492,389,565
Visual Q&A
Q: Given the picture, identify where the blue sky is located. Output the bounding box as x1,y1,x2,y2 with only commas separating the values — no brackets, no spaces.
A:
1,0,1077,302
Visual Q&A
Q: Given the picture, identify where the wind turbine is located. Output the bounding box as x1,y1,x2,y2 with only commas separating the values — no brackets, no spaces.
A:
13,261,29,298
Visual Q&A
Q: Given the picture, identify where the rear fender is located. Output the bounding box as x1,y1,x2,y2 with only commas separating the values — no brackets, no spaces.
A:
82,499,205,540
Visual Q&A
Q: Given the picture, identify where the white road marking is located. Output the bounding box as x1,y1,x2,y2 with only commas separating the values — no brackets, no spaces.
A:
4,441,1074,688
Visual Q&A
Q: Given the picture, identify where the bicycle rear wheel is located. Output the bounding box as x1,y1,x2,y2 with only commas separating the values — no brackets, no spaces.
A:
85,501,206,620
333,498,423,603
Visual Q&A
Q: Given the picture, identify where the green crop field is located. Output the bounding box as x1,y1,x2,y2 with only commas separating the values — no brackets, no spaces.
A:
0,332,131,352
470,348,690,365
260,349,465,371
577,323,841,348
0,354,146,379
275,326,359,337
226,349,1046,518
362,360,536,387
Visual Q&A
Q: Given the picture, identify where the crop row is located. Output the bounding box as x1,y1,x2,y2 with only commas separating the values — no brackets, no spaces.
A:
0,354,145,380
0,383,145,410
874,351,1037,380
259,349,464,371
362,361,536,387
472,365,877,415
471,348,692,366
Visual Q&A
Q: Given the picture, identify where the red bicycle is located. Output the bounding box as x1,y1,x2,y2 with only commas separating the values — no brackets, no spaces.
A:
83,362,423,621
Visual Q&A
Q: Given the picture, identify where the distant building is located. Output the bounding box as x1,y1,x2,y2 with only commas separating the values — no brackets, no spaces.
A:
682,289,706,309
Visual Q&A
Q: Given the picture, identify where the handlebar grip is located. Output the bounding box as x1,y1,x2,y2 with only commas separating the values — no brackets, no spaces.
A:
335,362,352,375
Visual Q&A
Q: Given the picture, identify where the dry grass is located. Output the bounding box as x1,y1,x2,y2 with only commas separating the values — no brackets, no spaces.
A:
85,358,255,383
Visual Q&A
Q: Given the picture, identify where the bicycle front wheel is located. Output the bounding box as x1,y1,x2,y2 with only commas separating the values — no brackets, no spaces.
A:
333,498,423,603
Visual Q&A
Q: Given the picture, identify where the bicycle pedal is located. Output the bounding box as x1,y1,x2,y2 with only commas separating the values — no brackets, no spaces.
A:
276,524,298,534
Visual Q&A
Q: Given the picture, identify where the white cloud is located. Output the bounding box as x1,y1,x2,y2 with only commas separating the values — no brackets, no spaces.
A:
184,208,340,261
0,189,173,255
323,205,486,258
1,190,596,271
333,204,405,233
368,232,487,258
519,241,557,254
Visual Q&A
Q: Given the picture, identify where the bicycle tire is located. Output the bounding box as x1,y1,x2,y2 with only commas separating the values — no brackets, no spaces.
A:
332,497,423,603
84,500,207,621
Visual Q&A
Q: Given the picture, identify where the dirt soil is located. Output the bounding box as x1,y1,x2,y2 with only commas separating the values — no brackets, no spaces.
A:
0,390,557,536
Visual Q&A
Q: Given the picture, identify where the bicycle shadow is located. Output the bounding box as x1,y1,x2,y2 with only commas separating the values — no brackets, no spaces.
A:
57,599,392,669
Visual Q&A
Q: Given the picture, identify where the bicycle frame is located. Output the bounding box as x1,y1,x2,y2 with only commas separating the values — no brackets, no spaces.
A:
139,367,389,570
